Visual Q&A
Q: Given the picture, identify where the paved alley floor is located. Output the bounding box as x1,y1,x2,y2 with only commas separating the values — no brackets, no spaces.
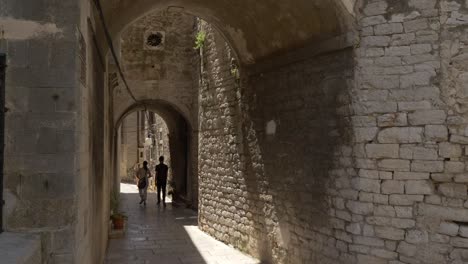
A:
105,183,260,264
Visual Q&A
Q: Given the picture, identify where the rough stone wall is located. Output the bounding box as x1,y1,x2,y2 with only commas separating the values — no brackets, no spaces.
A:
114,10,197,127
74,1,112,263
197,1,468,263
0,0,82,262
342,1,468,263
197,19,356,263
120,111,139,182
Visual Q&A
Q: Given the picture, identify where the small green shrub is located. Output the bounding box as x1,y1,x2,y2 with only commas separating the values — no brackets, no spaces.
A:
194,31,206,50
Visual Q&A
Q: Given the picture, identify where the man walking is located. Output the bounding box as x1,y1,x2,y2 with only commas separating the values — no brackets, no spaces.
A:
155,156,169,207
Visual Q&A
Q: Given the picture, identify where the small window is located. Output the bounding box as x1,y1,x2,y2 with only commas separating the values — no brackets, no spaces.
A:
144,31,165,50
146,33,163,47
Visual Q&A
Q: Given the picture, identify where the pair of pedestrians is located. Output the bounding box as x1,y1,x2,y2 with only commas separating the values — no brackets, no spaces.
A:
135,156,169,207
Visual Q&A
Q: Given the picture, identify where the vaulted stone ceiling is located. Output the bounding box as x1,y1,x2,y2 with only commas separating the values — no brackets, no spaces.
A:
98,0,357,64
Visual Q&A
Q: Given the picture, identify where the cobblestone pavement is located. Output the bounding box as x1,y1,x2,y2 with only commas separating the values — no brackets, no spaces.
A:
105,183,260,264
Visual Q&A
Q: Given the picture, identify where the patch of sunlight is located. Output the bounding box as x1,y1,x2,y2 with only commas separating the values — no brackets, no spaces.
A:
120,183,139,194
183,225,261,264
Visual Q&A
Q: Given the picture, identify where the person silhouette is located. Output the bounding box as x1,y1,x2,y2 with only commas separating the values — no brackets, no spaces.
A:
136,161,152,206
155,156,169,207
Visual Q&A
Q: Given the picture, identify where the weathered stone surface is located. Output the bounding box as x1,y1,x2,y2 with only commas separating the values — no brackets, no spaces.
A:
432,173,453,182
375,23,403,35
395,206,413,218
386,46,411,57
362,36,391,47
394,171,429,180
382,180,405,194
347,201,374,215
354,236,385,247
438,183,468,198
398,101,432,111
400,145,438,160
408,110,447,125
356,254,387,264
439,222,459,236
377,113,408,127
362,16,387,27
404,19,429,33
397,241,417,256
378,159,410,171
356,127,379,142
405,180,434,195
459,226,468,238
439,142,462,158
366,144,399,158
419,204,468,222
352,177,381,193
401,72,434,88
451,237,468,248
425,125,448,142
352,116,377,127
411,161,444,173
405,230,429,244
371,248,398,259
374,205,396,217
0,233,42,264
378,127,423,143
375,226,405,240
445,161,465,173
355,101,398,114
425,195,442,205
389,194,424,206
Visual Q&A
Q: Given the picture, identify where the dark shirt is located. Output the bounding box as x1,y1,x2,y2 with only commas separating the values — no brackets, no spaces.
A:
156,164,168,184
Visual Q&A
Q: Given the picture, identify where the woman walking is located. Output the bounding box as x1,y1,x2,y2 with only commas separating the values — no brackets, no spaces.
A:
136,161,152,206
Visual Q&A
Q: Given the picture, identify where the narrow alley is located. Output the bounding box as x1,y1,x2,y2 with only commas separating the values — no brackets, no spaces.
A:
105,184,260,264
3,1,468,264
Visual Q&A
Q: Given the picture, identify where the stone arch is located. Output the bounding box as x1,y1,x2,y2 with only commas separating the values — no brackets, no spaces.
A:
99,1,360,262
97,0,358,65
111,8,200,129
114,99,196,202
114,99,193,133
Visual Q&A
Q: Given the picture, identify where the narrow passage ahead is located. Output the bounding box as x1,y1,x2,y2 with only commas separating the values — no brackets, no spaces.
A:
105,183,260,264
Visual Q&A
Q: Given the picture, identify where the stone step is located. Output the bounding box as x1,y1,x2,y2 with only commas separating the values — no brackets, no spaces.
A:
0,232,41,264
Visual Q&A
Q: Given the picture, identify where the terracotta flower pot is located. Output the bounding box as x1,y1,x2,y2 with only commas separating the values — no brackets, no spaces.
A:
113,218,125,230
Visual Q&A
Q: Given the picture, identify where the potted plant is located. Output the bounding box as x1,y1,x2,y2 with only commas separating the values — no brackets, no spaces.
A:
110,191,128,230
110,212,127,230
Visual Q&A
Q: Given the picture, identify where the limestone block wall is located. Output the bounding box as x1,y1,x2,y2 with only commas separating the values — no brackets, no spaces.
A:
197,1,468,263
197,21,356,263
345,0,468,263
74,1,113,263
0,0,83,263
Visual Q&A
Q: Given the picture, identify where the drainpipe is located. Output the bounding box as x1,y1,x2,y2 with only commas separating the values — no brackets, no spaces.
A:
0,53,6,233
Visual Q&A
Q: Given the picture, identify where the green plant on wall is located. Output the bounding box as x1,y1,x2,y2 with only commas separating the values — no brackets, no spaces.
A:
231,68,240,79
194,31,206,50
230,58,240,80
110,190,120,215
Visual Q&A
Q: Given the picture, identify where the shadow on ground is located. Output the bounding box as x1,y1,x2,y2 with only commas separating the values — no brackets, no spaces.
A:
105,183,260,264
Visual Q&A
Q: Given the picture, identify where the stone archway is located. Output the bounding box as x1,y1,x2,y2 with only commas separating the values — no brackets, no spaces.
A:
97,2,358,263
97,0,357,65
113,99,196,205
